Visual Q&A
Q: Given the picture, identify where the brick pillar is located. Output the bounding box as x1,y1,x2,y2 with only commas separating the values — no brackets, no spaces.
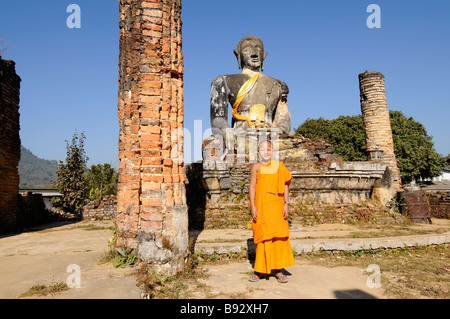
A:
0,58,21,234
359,71,402,190
117,0,188,275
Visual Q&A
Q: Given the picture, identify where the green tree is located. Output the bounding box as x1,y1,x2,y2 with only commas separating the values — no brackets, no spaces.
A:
295,111,446,181
85,163,118,202
53,132,89,215
296,115,367,161
389,111,446,180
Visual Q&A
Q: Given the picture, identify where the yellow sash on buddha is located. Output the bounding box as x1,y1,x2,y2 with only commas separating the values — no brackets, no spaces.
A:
232,72,261,128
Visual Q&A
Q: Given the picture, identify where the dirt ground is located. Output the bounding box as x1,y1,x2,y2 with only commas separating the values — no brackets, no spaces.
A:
0,220,140,299
189,261,384,299
1,219,447,299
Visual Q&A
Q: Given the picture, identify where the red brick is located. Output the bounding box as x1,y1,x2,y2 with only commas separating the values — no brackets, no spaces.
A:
141,198,162,206
141,95,161,104
118,0,186,249
140,221,163,232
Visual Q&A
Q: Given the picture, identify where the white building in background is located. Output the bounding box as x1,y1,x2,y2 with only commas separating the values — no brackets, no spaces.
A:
433,168,450,182
19,189,62,210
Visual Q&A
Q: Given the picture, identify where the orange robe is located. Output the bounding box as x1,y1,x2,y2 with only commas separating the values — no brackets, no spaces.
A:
252,161,295,274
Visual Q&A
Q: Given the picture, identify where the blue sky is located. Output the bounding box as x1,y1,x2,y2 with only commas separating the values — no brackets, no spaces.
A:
1,0,449,167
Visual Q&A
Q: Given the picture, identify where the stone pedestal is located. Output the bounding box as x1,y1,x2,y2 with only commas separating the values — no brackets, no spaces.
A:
191,131,392,229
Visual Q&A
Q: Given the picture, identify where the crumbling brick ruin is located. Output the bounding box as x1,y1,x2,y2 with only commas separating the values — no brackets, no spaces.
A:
426,190,450,219
117,0,188,275
0,58,21,234
359,71,402,190
115,1,413,273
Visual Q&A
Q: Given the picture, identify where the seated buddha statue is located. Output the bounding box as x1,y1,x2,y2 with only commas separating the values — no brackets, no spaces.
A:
210,35,291,136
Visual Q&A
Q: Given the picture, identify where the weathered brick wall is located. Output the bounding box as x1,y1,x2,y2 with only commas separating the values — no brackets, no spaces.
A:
0,58,21,233
117,0,188,275
359,71,402,190
426,190,450,219
83,195,117,220
17,192,49,229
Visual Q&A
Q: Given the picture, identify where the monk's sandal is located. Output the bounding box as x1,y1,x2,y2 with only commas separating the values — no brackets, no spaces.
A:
248,274,261,282
276,274,288,283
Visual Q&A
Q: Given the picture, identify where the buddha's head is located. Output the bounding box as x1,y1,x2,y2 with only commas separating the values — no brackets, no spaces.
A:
234,36,268,71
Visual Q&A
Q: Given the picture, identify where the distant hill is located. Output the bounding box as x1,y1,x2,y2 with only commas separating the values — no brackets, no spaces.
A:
19,145,59,189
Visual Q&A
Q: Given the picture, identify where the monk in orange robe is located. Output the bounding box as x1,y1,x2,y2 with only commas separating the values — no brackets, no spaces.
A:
249,140,295,283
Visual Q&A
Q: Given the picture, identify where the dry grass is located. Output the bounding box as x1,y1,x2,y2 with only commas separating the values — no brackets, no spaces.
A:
136,259,209,299
18,281,69,298
297,244,450,299
136,250,253,299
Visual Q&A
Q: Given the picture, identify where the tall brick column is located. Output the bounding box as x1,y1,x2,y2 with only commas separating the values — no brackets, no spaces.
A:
359,71,402,191
117,0,188,275
0,58,21,234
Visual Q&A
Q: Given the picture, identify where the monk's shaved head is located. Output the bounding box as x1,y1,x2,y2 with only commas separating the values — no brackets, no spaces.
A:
258,140,272,151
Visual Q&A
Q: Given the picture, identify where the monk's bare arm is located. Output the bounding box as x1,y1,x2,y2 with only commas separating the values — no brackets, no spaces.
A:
284,184,289,203
249,164,259,221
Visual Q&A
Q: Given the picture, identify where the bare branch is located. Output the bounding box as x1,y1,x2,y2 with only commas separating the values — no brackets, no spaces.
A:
0,39,10,58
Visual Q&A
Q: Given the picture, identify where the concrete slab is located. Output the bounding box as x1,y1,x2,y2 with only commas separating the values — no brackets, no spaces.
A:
191,221,450,255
